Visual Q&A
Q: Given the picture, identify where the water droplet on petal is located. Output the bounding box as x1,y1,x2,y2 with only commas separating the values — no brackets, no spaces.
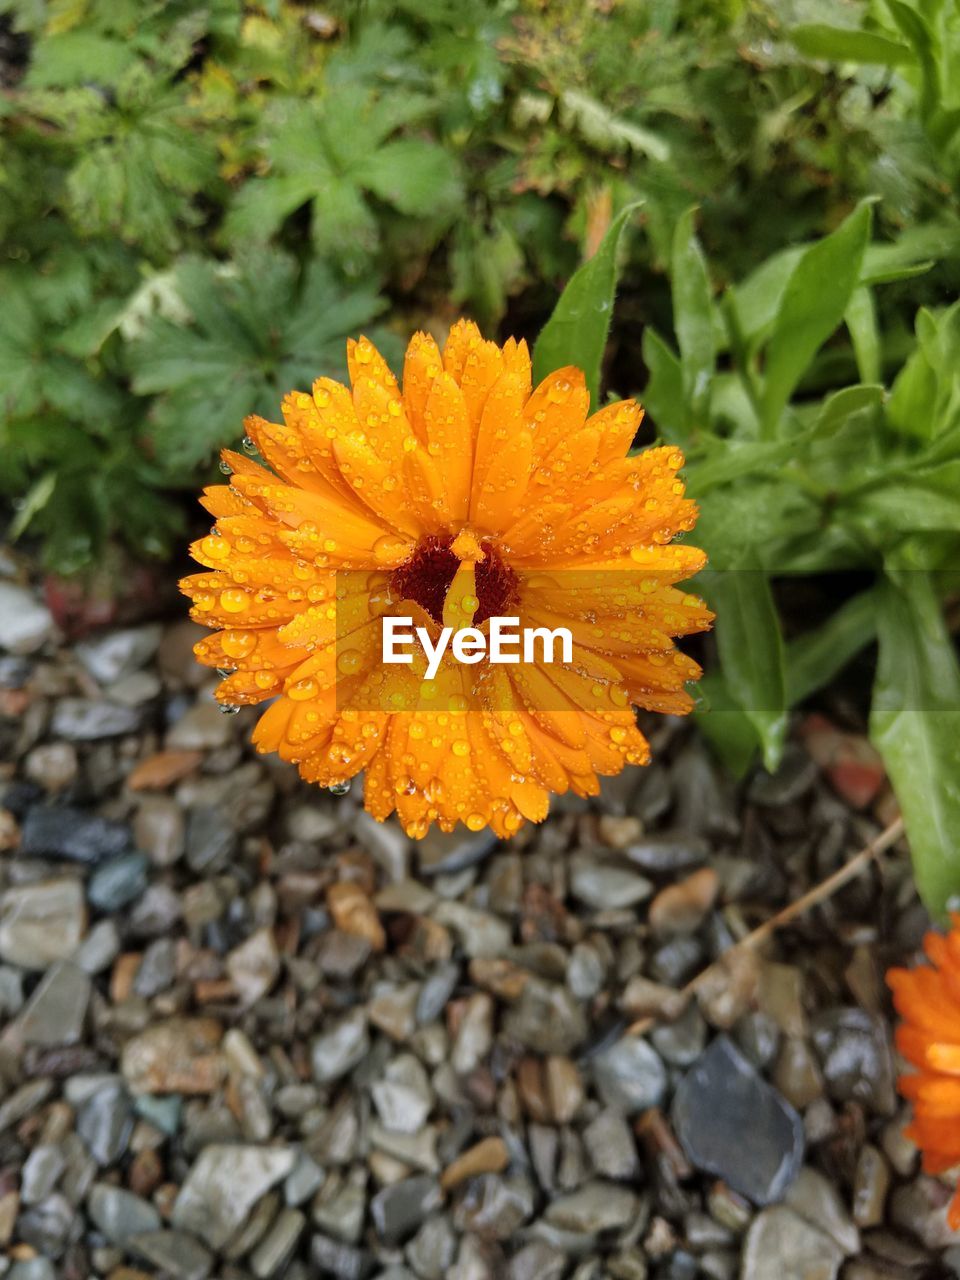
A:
329,780,351,796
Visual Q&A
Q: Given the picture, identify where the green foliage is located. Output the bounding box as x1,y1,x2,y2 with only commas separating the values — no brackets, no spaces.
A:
127,250,393,471
604,201,959,911
2,0,960,910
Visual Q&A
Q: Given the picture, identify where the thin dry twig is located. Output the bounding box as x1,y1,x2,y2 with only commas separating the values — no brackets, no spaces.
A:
627,814,906,1037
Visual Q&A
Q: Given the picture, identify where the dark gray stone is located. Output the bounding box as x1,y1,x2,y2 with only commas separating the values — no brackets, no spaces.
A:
672,1035,805,1205
19,806,130,864
370,1175,442,1245
131,1229,213,1280
810,1008,896,1115
185,805,238,874
87,1182,161,1242
77,1082,133,1165
311,1233,375,1279
591,1035,667,1113
87,853,148,912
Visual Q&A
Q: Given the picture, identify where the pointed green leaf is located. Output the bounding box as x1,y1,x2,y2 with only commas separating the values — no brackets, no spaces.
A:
671,206,715,423
870,570,960,915
760,201,873,435
702,563,788,772
533,202,641,409
789,24,913,66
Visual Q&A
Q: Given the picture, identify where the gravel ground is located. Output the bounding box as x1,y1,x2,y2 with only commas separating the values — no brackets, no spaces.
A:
0,575,957,1280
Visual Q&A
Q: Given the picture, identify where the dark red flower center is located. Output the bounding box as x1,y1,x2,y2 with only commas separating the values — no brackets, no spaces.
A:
390,535,518,627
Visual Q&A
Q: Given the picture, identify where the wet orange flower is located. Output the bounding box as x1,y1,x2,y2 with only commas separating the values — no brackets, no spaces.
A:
887,916,960,1228
181,320,712,838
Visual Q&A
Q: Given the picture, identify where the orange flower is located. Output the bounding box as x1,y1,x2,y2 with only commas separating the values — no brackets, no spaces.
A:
181,320,712,838
888,916,960,1228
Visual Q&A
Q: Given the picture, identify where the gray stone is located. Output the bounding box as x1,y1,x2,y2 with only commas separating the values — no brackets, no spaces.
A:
77,1082,133,1165
354,811,411,880
417,962,460,1025
134,937,177,997
134,796,185,866
785,1166,860,1255
583,1110,639,1180
570,857,653,909
567,943,605,999
167,701,236,750
71,919,120,974
87,1182,161,1242
740,1206,843,1280
672,1035,804,1205
24,742,77,792
75,624,162,684
418,826,498,876
20,1145,66,1204
0,583,53,653
185,805,238,874
131,1229,213,1280
250,1207,305,1278
453,1174,534,1239
227,926,281,1005
284,1152,325,1206
503,981,588,1054
810,1008,896,1115
506,1242,567,1280
19,805,130,864
0,964,24,1015
433,902,511,957
8,1262,59,1280
370,1175,443,1244
651,1002,707,1067
88,852,148,911
312,1009,370,1083
545,1180,638,1233
173,1144,296,1249
406,1214,456,1280
624,834,710,874
17,961,90,1046
591,1035,667,1113
451,992,494,1073
371,1054,432,1132
51,697,141,740
0,1079,54,1131
311,1233,375,1279
16,1192,75,1259
0,878,86,969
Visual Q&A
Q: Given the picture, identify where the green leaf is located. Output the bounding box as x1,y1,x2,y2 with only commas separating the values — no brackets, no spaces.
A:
694,672,761,777
760,201,873,435
786,588,878,705
533,202,641,410
885,0,941,123
845,287,881,385
671,207,715,423
24,31,139,87
789,23,913,66
357,138,462,217
641,326,688,444
128,250,389,470
870,570,960,914
700,563,788,771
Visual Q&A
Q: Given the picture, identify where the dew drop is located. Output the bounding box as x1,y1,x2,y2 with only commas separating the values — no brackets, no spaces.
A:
219,588,250,614
219,703,241,716
328,780,351,796
218,460,232,475
242,435,257,455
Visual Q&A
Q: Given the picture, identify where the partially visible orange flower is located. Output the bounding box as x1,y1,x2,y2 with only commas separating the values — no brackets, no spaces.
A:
180,319,712,838
888,916,960,1228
